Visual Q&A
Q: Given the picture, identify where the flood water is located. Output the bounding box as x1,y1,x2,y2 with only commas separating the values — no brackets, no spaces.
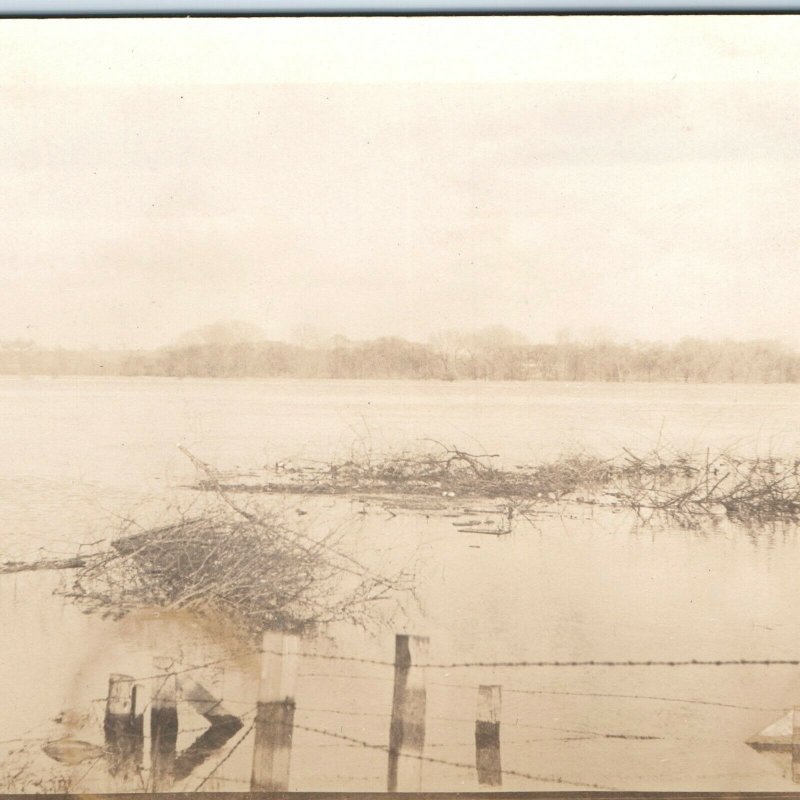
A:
3,376,800,791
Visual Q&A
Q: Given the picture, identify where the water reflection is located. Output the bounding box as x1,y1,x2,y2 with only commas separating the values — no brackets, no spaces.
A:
3,501,800,791
4,377,800,790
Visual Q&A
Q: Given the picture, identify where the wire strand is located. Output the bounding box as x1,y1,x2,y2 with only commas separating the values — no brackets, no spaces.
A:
293,721,616,790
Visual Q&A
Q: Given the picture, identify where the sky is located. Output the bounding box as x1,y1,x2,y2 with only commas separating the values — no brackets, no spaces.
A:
1,17,799,349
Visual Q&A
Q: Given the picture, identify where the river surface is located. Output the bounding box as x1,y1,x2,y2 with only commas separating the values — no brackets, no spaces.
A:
3,376,800,791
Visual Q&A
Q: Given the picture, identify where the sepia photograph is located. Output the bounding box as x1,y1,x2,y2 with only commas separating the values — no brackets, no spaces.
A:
2,14,800,794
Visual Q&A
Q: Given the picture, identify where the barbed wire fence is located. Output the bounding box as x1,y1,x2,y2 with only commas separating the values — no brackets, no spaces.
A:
18,629,800,794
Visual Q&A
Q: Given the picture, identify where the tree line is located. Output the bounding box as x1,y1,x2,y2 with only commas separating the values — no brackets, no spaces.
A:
1,332,799,383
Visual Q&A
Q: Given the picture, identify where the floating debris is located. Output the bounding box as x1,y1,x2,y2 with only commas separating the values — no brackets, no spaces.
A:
43,737,105,766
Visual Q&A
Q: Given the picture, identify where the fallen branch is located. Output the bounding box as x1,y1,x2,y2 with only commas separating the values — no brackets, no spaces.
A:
1,557,86,575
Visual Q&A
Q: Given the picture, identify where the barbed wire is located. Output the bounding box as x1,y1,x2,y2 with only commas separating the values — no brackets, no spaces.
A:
300,733,599,749
419,658,800,669
203,703,662,741
496,685,787,712
296,706,391,719
103,646,800,688
134,651,255,682
293,721,616,790
16,675,777,794
428,678,787,712
271,649,800,669
44,640,799,795
297,671,394,683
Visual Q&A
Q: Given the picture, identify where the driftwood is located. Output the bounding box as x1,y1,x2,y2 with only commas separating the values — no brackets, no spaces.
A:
186,443,800,530
0,557,85,575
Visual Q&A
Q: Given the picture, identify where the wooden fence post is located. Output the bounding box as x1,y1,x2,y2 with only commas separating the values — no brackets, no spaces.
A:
105,673,143,783
475,685,502,786
792,707,800,783
150,662,178,791
388,634,429,792
251,631,299,791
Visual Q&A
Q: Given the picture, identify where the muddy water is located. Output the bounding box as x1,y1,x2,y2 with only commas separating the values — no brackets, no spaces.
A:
3,376,800,791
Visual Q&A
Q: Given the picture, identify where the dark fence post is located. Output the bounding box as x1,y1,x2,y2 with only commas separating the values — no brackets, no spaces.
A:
388,634,429,792
250,631,299,791
475,685,502,786
131,682,145,772
105,673,143,784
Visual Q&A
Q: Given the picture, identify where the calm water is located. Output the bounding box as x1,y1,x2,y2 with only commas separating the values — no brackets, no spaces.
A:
3,376,800,791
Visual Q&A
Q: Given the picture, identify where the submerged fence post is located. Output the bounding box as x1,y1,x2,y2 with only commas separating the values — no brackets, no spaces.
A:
388,634,429,792
105,673,143,783
793,707,800,783
251,631,299,791
475,685,502,786
150,661,178,791
131,682,145,772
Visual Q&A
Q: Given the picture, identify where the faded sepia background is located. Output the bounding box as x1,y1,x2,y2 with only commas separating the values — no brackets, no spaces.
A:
1,16,800,349
3,16,800,794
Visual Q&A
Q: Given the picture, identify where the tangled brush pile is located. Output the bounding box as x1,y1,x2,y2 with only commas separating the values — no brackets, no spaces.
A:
62,499,412,637
200,442,615,501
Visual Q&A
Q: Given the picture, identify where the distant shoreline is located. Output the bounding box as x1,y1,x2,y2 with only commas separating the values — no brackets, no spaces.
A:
1,336,798,384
